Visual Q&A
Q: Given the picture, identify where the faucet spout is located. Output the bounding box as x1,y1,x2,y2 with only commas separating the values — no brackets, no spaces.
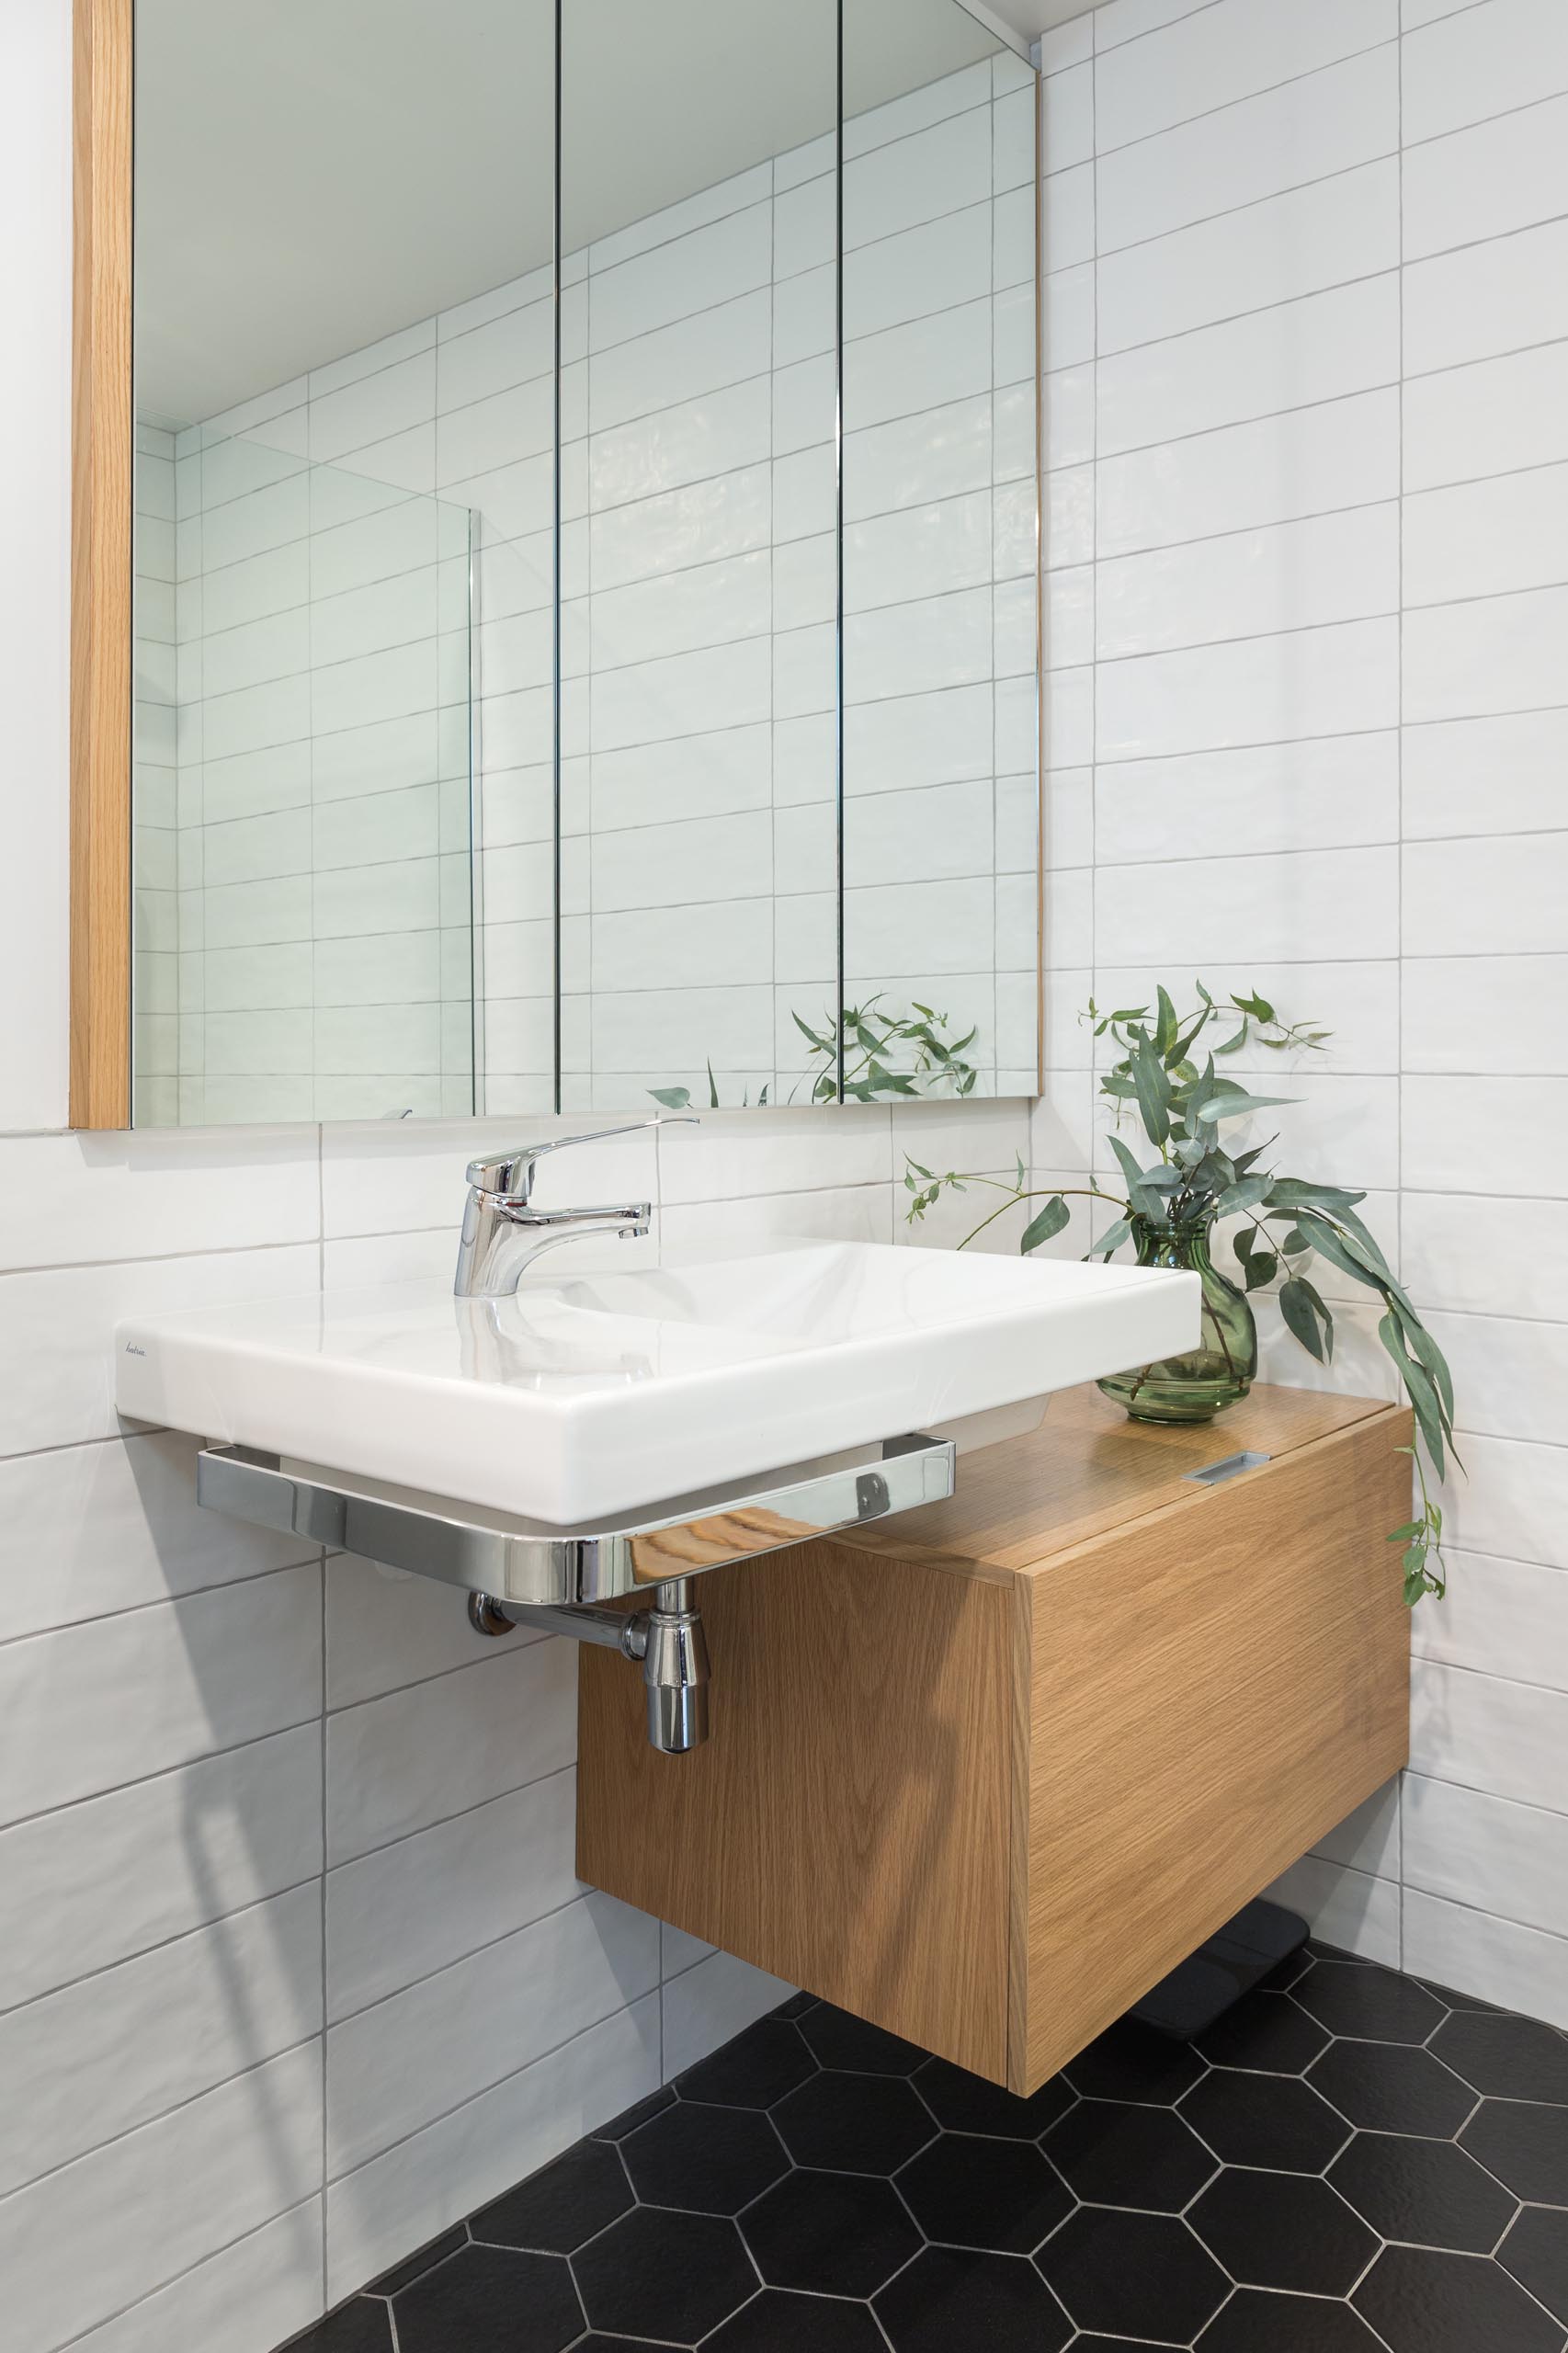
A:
453,1116,696,1298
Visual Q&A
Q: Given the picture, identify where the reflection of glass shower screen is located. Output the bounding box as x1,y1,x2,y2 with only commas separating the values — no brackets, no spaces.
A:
131,430,476,1127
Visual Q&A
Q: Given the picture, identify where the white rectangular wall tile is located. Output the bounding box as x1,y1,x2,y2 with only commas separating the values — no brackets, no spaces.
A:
0,1883,321,2199
0,1725,321,2014
0,1566,322,1827
2,2043,324,2352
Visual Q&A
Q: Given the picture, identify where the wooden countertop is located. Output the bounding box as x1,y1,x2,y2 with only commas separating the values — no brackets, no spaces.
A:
837,1381,1394,1584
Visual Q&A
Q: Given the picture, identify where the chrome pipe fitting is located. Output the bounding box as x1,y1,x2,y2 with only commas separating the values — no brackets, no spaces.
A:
641,1578,710,1756
467,1577,710,1755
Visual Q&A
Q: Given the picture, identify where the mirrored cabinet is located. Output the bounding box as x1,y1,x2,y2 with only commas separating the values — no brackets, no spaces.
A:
109,0,1040,1127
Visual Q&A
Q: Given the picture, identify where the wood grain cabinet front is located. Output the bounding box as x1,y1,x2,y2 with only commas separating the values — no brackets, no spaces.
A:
576,1383,1413,2094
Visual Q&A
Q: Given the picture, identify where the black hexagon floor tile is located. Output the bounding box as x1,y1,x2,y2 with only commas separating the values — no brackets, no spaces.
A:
875,2245,1074,2353
1074,2341,1185,2351
365,2224,467,2298
915,2053,1074,2139
1460,2100,1568,2205
1309,2039,1479,2137
1354,2243,1567,2353
1197,1989,1331,2075
676,2018,817,2111
1195,2288,1392,2350
574,2207,757,2344
1500,2206,1568,2329
572,2339,668,2350
471,2139,631,2254
393,2245,583,2353
1434,2012,1568,2103
800,2004,929,2076
1044,2097,1217,2211
1036,2208,1229,2342
771,2069,937,2174
741,2168,920,2297
1328,2128,1519,2252
1417,1977,1503,2013
1063,2018,1207,2105
897,2131,1074,2252
1179,2068,1350,2174
1292,1960,1449,2045
300,1982,1568,2353
590,2086,676,2143
703,2288,890,2351
619,2099,787,2215
289,2302,394,2353
1074,2341,1189,2352
1189,2168,1378,2296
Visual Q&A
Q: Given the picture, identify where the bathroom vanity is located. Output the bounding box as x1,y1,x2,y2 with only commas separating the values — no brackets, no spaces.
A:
577,1381,1413,2095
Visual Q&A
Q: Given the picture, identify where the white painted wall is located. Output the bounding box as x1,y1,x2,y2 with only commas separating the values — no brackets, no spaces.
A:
1032,0,1568,2027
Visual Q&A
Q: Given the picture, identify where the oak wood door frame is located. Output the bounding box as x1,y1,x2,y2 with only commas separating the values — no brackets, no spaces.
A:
71,0,133,1131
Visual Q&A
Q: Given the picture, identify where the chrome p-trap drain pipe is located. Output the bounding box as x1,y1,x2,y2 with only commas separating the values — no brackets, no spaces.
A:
196,1434,956,1760
469,1576,711,1755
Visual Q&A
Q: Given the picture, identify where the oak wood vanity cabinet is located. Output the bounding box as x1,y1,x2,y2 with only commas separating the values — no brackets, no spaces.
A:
577,1382,1412,2095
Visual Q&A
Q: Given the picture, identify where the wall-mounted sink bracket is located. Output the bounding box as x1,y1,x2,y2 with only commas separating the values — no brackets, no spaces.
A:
196,1431,956,1754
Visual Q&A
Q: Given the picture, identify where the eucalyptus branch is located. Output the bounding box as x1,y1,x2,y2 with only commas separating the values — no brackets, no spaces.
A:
900,977,1459,1608
651,995,980,1113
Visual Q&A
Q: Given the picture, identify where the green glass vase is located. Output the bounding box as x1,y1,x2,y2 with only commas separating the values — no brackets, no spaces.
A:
1096,1216,1257,1424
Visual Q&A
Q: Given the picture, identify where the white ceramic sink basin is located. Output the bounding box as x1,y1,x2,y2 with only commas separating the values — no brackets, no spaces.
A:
116,1241,1199,1525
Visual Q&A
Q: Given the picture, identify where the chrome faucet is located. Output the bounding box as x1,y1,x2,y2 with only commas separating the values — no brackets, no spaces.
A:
453,1117,698,1298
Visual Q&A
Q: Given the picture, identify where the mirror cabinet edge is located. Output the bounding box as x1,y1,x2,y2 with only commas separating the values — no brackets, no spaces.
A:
70,0,1048,1132
1034,51,1045,1101
70,0,134,1132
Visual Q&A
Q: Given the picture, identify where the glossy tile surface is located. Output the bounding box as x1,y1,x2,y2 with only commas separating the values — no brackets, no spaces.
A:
283,1944,1568,2351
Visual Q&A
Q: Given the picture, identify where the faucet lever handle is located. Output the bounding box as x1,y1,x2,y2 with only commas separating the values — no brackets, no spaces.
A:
465,1115,699,1204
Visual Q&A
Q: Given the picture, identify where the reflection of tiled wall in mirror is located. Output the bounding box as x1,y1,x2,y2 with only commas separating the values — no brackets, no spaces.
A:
142,408,475,1127
568,49,1039,1112
137,48,1038,1124
840,51,1040,1108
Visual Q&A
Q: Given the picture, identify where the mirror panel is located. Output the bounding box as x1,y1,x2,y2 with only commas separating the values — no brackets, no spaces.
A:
131,0,557,1124
561,0,839,1113
842,0,1040,1103
127,0,1038,1125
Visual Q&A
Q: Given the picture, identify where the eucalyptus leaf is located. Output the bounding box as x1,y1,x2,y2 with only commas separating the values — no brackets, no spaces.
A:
1105,1132,1165,1217
649,1086,693,1109
1242,1250,1278,1292
1216,1175,1273,1216
1189,1088,1297,1124
1266,1179,1369,1214
1131,1033,1173,1145
1399,1308,1457,1429
1290,1215,1387,1296
1381,1311,1447,1477
1019,1197,1071,1253
1271,1289,1318,1364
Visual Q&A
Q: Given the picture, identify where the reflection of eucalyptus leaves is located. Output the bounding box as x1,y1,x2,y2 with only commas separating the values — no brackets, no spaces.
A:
903,983,1456,1607
650,996,979,1111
